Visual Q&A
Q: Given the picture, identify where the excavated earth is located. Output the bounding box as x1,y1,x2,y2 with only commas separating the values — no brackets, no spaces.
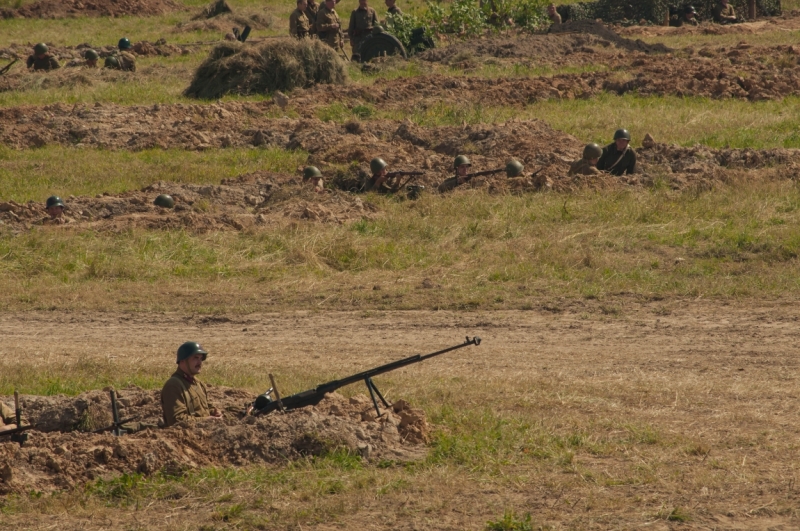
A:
0,0,181,19
0,388,429,494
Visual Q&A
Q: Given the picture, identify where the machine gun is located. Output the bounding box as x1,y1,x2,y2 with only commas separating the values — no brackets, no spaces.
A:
252,336,481,417
91,389,139,436
0,390,33,443
0,58,18,76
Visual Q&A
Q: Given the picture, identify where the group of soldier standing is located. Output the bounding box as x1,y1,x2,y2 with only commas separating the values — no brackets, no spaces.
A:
289,0,401,60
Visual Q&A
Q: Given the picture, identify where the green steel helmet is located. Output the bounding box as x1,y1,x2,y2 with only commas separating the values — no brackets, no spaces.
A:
453,155,471,169
176,341,208,363
583,143,603,159
154,194,175,208
104,56,120,68
84,49,100,60
370,157,387,174
118,37,132,50
505,159,524,178
33,43,48,55
613,128,632,141
45,195,64,208
303,166,322,180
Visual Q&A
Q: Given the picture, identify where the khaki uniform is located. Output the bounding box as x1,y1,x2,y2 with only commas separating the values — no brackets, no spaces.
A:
386,5,402,15
549,12,562,24
713,2,737,23
161,369,215,427
568,158,600,176
38,215,73,225
290,8,311,38
0,402,27,428
26,54,60,71
317,4,344,50
107,52,136,72
348,6,378,56
673,16,699,27
438,175,464,193
305,0,319,35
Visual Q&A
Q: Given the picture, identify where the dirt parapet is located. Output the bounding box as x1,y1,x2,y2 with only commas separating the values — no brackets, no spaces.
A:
0,389,429,494
0,0,181,19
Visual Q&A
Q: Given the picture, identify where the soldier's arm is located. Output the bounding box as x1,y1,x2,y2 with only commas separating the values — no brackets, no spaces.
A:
317,12,335,31
161,380,193,427
50,57,61,69
371,8,378,25
348,11,357,38
290,13,298,36
26,56,34,69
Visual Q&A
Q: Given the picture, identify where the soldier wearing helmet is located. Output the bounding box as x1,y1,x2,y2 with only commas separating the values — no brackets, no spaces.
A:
596,129,637,176
569,144,603,176
67,49,100,68
303,166,325,193
437,155,471,192
39,195,72,225
105,38,137,71
362,157,395,193
26,43,60,72
672,5,699,26
161,341,222,428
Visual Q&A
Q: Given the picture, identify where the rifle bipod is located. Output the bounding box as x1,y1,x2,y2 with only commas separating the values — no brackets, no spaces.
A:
364,377,391,417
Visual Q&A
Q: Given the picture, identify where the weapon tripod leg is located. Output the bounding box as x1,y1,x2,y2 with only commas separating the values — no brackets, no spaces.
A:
365,377,391,417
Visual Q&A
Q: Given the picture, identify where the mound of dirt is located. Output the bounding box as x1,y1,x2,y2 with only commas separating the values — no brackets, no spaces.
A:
174,12,272,33
184,40,347,99
0,0,180,19
0,172,380,232
548,20,672,54
0,389,429,494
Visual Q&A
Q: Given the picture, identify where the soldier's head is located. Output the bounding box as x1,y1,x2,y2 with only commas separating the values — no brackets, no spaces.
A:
176,341,208,376
613,129,631,151
547,3,556,15
385,0,396,8
303,166,323,189
325,0,335,8
358,0,368,7
583,143,603,165
45,196,65,218
84,49,99,67
370,157,387,177
33,43,48,58
684,5,697,18
118,37,132,51
298,0,307,10
719,0,728,5
454,155,471,176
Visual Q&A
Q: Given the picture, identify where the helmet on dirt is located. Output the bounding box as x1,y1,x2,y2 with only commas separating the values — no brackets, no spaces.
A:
154,194,175,208
104,56,120,68
583,143,603,159
84,49,100,60
33,43,48,55
370,157,387,174
613,129,632,141
505,159,524,177
454,155,471,169
46,195,64,208
303,166,322,180
118,37,132,50
176,341,207,363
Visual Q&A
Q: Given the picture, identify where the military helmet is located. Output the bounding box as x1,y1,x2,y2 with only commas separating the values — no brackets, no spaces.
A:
46,195,64,209
176,341,207,363
370,157,387,174
84,49,100,60
154,194,175,208
613,129,632,141
505,159,524,178
118,37,132,50
454,155,471,169
33,43,48,55
583,143,603,159
104,56,120,68
685,4,697,13
303,166,322,180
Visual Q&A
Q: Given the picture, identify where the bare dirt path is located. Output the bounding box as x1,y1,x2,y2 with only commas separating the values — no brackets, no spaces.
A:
2,302,799,529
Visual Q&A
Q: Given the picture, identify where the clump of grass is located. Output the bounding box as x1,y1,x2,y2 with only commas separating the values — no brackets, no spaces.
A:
184,39,347,99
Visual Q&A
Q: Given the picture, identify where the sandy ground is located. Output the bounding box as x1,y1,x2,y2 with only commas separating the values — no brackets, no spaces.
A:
1,301,799,529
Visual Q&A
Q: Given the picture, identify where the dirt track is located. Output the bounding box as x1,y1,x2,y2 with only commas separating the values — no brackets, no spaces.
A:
1,303,799,529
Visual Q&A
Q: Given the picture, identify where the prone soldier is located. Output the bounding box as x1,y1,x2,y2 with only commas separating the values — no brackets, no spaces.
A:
348,0,378,60
26,43,60,72
362,158,421,193
105,38,137,72
161,342,223,427
596,129,637,176
290,0,312,39
569,143,602,176
67,49,100,68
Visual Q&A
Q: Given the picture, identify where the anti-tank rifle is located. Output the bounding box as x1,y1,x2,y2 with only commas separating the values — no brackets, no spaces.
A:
252,336,481,417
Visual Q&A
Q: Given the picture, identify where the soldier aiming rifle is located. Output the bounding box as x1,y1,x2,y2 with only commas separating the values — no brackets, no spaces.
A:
438,155,524,192
363,157,423,193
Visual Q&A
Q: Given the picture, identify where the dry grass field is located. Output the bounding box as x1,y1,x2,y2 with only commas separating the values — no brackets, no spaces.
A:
3,0,800,529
